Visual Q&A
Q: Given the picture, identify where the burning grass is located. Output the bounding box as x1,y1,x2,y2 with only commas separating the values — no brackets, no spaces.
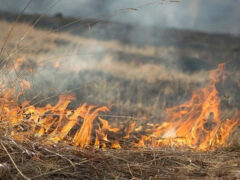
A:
1,62,238,151
0,18,240,179
0,59,239,179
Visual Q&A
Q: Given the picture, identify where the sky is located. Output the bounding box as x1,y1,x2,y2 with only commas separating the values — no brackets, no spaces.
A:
0,0,240,34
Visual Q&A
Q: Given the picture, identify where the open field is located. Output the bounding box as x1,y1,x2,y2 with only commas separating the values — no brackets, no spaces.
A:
0,13,239,179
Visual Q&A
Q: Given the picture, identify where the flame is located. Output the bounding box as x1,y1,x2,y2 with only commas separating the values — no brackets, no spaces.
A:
0,63,239,151
136,64,239,150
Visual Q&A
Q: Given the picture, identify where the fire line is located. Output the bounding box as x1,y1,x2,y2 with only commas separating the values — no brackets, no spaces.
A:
0,63,239,151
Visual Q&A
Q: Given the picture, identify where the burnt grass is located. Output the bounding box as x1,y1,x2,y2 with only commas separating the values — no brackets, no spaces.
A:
0,12,240,179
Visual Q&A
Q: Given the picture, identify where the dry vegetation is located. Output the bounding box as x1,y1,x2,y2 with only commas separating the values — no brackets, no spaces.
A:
0,15,240,179
0,133,240,179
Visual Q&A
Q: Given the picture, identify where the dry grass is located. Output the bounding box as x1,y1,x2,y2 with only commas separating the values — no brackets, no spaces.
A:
0,19,212,113
0,125,239,179
0,19,209,83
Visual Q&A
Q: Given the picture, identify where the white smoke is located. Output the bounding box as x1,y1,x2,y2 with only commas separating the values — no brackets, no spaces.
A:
0,0,239,34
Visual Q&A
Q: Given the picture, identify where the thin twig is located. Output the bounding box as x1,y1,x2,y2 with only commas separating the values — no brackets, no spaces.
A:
31,160,91,179
31,165,71,179
1,141,31,180
42,147,75,167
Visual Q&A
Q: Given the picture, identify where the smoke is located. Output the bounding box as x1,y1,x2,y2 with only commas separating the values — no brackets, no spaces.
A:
0,0,239,34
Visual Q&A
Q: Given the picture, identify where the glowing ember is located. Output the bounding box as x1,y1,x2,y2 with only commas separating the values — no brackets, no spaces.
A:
0,63,239,151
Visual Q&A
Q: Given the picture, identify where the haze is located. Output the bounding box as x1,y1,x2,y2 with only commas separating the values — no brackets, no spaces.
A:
0,0,239,34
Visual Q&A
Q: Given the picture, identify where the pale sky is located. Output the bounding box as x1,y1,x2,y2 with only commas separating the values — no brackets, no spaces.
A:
0,0,240,34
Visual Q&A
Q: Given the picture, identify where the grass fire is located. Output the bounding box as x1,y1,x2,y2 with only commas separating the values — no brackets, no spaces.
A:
1,62,239,151
0,1,240,179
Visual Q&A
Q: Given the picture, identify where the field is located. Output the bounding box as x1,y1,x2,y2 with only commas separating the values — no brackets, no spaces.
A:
0,12,239,179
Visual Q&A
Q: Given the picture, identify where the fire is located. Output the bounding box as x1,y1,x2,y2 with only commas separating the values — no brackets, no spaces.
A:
0,63,239,151
137,64,239,150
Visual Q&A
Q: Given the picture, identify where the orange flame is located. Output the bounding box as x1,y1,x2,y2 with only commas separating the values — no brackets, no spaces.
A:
136,64,239,150
0,63,239,151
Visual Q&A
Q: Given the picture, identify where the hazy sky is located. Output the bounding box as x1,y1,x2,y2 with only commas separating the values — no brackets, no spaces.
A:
0,0,240,34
